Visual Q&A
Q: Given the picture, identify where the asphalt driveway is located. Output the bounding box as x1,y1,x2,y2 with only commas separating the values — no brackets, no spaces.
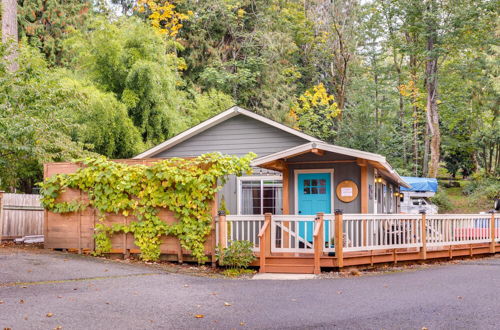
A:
1,248,499,330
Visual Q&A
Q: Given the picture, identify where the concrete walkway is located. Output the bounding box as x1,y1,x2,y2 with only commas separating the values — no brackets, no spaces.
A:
1,248,500,329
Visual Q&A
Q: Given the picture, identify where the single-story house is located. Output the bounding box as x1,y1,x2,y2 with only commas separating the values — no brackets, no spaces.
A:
135,106,409,216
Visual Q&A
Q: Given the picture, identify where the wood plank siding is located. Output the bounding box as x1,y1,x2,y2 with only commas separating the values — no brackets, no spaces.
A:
155,115,309,158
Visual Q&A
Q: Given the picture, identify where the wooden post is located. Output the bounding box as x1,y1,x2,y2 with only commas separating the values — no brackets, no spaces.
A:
490,211,496,254
218,211,227,264
78,191,82,254
0,191,4,243
264,213,272,257
313,212,324,274
210,198,217,267
335,210,344,268
123,216,128,257
258,214,272,273
420,210,427,260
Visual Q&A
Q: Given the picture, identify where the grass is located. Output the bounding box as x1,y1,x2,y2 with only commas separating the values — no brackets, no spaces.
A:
441,183,491,214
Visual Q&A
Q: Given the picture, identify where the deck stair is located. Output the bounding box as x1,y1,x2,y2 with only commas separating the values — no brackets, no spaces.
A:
263,256,316,274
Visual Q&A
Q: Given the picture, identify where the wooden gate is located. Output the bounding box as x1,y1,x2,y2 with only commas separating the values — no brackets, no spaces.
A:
0,193,44,241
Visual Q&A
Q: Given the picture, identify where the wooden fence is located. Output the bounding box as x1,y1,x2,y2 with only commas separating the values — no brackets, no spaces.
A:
0,192,44,241
43,161,218,263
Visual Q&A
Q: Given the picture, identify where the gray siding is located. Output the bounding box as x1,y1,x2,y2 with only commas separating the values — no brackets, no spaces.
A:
156,115,308,158
287,162,362,214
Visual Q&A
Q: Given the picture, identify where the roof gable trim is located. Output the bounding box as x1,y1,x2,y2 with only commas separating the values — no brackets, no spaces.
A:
134,106,319,159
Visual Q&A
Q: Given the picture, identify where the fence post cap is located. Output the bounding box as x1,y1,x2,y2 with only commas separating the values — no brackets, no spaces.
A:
488,210,495,214
334,209,343,215
217,210,226,216
419,209,426,214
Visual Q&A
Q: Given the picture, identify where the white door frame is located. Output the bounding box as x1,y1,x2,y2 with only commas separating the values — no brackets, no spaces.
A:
293,169,335,215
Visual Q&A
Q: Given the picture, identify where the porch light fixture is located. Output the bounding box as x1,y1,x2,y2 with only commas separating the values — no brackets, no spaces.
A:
393,192,400,197
399,192,404,198
375,177,383,183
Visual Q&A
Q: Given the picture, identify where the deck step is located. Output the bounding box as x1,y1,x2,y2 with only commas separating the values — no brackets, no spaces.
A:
265,257,314,266
264,264,315,274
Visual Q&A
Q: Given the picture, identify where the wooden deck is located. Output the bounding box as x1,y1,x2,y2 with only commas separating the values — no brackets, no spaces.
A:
249,243,499,273
220,212,500,274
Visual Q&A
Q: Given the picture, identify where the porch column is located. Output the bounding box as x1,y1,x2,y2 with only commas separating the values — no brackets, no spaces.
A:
282,163,289,215
357,159,368,214
281,163,290,248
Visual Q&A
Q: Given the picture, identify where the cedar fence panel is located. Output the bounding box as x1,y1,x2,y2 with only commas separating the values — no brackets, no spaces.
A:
0,193,44,241
43,160,217,262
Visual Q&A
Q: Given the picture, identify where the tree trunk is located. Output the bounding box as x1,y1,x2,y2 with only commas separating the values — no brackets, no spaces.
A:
422,123,430,176
424,1,441,178
1,0,19,71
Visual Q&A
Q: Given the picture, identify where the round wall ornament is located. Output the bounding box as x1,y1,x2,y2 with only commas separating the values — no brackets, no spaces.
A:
336,180,359,203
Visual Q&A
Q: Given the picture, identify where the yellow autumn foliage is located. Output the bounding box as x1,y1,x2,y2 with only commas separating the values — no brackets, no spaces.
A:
291,83,339,120
135,0,192,37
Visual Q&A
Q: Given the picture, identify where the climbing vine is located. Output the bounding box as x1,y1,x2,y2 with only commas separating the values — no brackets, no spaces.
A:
40,153,255,262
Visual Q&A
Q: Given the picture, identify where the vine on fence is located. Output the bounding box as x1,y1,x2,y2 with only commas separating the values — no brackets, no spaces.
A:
40,153,255,262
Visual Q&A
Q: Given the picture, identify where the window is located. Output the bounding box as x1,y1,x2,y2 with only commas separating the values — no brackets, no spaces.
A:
240,178,283,215
303,179,327,195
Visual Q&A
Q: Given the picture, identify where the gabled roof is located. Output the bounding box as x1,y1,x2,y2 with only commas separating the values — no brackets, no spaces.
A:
134,106,320,159
251,141,410,188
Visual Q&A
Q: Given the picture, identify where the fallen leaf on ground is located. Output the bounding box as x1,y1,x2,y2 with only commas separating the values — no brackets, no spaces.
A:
21,286,27,289
19,299,25,304
57,296,63,299
46,313,54,317
224,302,232,306
184,284,189,287
337,291,342,295
240,322,246,326
0,300,4,304
458,296,463,300
54,326,63,330
194,314,204,318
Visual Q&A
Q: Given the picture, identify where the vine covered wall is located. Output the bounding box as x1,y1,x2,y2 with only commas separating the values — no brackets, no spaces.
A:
40,153,254,262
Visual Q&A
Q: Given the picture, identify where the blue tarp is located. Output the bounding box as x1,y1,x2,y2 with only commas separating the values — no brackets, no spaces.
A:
400,177,438,192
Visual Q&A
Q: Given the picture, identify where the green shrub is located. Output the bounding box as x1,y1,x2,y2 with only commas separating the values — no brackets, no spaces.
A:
430,190,454,213
216,240,256,269
463,174,500,200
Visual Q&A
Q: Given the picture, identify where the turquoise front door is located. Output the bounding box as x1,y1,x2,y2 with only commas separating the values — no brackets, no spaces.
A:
297,172,332,243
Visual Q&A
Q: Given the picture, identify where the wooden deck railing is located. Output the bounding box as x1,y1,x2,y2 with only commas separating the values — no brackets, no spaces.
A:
217,211,500,269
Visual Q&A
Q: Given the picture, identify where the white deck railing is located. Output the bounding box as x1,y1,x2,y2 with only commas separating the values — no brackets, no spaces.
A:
217,213,500,254
342,214,423,252
426,214,493,247
217,215,265,252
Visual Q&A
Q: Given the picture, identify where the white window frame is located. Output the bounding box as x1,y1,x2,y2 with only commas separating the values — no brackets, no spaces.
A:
293,169,335,215
237,175,283,215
